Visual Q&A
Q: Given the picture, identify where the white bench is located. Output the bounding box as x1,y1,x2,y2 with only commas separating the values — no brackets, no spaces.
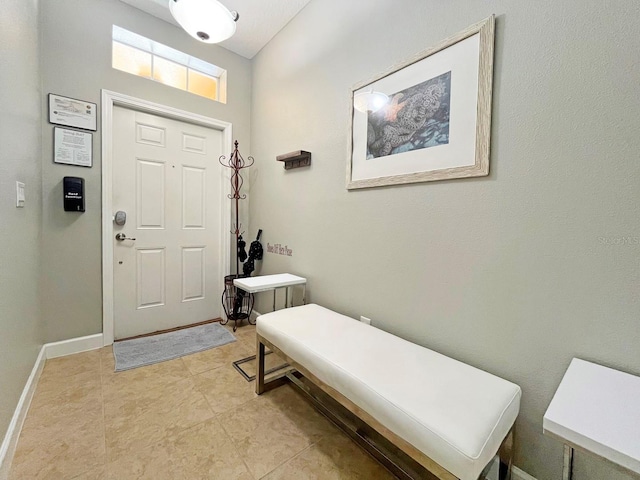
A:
256,304,521,480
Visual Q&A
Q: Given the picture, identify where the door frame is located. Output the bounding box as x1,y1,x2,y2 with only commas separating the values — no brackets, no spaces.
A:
101,90,232,346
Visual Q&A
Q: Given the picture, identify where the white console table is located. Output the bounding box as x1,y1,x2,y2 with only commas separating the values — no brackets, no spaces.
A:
543,358,640,479
233,273,306,311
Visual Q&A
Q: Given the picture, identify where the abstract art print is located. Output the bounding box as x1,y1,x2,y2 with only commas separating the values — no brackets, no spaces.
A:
347,16,495,189
367,71,451,159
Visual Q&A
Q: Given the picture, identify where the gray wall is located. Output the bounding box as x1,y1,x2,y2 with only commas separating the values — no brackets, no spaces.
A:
39,0,252,342
0,0,43,444
250,1,640,479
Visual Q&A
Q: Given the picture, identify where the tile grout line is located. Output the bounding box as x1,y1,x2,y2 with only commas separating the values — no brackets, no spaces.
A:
257,439,318,479
66,351,109,480
223,330,318,479
13,351,106,480
18,341,390,480
216,405,261,479
179,350,221,447
102,350,235,462
62,352,108,480
241,458,256,480
98,348,108,478
179,356,192,377
186,355,220,432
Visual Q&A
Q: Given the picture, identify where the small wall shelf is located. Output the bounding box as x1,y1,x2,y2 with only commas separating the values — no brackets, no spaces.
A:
276,150,311,170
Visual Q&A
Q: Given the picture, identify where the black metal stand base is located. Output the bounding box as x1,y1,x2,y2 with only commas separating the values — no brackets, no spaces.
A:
221,274,254,332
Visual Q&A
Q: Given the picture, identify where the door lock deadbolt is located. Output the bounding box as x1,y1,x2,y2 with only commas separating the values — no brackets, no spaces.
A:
114,211,127,226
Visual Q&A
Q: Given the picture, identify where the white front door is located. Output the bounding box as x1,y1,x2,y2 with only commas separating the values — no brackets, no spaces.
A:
112,106,224,339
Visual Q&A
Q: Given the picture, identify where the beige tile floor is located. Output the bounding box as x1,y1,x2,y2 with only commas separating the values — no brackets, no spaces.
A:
8,323,394,480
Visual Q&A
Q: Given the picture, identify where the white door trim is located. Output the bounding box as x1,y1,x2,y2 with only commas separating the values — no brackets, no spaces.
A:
101,90,232,346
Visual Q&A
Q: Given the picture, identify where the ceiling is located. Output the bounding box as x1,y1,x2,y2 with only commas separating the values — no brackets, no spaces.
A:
119,0,311,59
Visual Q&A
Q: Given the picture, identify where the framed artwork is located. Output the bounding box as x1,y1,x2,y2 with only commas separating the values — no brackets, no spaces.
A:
347,15,495,189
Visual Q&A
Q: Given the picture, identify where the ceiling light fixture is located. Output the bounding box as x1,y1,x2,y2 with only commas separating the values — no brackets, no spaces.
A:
170,0,239,44
353,89,389,113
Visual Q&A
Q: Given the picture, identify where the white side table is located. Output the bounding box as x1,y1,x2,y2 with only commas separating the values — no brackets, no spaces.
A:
543,358,640,479
233,273,306,311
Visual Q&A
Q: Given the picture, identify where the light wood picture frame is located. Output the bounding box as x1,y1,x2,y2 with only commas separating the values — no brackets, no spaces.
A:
347,15,495,190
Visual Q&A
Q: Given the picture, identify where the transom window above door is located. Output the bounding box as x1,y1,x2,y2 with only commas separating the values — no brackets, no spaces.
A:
112,25,227,103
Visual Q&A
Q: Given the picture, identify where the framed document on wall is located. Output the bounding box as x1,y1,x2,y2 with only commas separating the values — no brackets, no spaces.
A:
53,127,93,168
49,94,97,131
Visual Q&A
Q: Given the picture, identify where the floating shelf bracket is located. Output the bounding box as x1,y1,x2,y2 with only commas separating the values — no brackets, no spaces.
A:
276,150,311,170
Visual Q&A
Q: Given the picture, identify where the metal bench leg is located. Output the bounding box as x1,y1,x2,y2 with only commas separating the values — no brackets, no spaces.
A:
563,445,574,480
256,340,265,395
498,428,514,480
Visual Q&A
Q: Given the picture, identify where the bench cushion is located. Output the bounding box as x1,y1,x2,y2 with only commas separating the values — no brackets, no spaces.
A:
257,304,521,480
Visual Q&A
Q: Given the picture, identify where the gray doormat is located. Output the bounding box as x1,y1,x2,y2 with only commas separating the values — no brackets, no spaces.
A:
113,322,236,372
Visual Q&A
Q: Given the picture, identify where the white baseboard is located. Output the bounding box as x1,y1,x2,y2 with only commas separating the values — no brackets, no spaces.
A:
0,333,104,478
0,346,46,480
44,333,104,359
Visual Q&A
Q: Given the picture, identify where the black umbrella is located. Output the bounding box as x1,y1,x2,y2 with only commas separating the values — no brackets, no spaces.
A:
242,229,263,276
249,229,263,260
237,235,247,262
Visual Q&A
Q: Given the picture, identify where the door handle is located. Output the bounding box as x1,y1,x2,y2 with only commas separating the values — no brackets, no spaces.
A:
115,233,136,241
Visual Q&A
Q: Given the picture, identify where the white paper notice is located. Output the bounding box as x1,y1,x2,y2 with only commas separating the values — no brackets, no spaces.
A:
49,94,97,131
54,128,92,167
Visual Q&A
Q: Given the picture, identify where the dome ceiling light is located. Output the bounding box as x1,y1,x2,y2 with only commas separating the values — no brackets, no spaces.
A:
353,89,389,113
170,0,239,44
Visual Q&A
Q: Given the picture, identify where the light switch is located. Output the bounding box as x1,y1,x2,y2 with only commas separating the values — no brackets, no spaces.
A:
16,181,25,208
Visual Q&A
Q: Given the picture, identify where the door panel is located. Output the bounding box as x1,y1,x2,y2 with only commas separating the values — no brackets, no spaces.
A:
182,247,206,302
113,106,223,339
136,123,166,146
136,248,166,309
182,166,206,229
182,133,207,154
137,159,166,229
